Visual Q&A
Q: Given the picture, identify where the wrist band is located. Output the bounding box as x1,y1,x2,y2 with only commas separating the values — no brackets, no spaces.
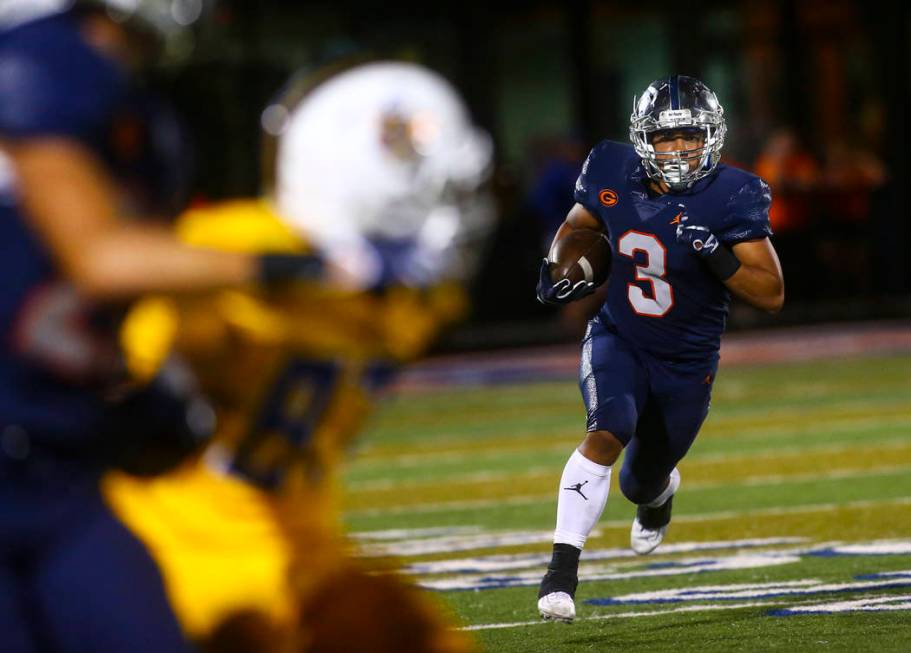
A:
704,244,741,281
258,254,325,284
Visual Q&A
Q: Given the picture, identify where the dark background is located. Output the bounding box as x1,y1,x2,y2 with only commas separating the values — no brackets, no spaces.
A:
150,0,911,349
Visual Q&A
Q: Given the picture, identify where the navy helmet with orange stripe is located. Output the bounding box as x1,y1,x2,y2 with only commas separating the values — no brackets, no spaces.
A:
629,75,726,192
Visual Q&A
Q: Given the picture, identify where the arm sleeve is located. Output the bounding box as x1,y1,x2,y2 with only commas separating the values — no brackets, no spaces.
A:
572,144,604,217
0,48,123,143
716,176,774,244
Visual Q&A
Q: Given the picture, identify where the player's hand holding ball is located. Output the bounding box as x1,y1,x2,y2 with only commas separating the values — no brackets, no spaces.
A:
537,260,595,305
537,229,611,305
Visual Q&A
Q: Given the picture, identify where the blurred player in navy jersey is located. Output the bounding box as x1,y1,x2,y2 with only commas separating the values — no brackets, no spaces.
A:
0,2,336,651
535,75,784,622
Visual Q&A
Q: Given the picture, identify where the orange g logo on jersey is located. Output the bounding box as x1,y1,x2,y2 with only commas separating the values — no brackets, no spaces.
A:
599,188,619,207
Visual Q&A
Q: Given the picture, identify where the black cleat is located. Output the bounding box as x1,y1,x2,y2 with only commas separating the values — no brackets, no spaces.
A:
537,543,580,622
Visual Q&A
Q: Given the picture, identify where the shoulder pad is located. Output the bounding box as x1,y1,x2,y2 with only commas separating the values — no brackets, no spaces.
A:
717,174,773,243
177,200,308,253
574,140,638,210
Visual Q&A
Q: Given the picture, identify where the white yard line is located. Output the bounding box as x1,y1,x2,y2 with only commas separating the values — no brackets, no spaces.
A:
399,537,807,575
461,575,911,630
593,574,911,604
771,594,911,615
422,551,802,591
349,497,911,558
461,600,782,631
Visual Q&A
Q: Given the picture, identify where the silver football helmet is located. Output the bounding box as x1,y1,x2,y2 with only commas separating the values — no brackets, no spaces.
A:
630,75,726,191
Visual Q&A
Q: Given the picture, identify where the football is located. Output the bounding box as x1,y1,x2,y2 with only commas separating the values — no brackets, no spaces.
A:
548,228,612,287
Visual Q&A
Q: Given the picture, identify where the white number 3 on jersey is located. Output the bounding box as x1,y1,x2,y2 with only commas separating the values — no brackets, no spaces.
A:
617,231,674,317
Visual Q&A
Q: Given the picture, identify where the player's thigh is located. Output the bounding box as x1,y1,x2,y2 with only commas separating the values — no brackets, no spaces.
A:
32,493,191,653
624,360,716,479
578,321,647,443
653,360,717,462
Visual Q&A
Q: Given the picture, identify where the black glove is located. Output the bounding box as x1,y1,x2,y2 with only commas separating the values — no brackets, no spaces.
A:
675,216,741,281
536,259,595,305
99,358,215,476
257,253,325,285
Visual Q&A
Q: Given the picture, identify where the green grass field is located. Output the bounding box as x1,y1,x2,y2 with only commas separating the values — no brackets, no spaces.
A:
342,352,911,652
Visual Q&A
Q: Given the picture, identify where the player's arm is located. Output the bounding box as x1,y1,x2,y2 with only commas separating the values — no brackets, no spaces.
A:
7,138,322,300
676,216,784,314
548,203,605,255
537,203,605,305
725,238,784,314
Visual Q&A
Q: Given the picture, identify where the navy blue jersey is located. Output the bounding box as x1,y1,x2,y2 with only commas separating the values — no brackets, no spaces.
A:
0,13,130,447
574,141,772,361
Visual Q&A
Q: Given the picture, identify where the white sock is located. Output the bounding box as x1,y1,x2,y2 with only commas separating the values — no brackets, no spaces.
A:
553,449,612,549
644,467,681,508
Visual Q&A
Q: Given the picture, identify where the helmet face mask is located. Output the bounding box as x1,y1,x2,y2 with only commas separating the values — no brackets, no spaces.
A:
630,75,726,191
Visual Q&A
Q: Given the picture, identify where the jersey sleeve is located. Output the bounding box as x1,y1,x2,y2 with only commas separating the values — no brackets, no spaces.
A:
572,142,606,216
0,29,124,142
716,176,773,244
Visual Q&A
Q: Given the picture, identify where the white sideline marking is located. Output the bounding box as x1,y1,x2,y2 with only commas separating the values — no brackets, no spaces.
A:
402,537,805,575
463,577,911,630
862,570,911,578
772,594,911,615
814,542,911,556
407,538,911,592
449,540,911,628
461,601,778,631
593,573,911,604
422,552,800,591
351,526,481,542
359,529,599,558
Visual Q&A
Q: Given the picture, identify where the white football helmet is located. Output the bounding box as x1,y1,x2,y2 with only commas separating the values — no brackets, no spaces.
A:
266,61,494,287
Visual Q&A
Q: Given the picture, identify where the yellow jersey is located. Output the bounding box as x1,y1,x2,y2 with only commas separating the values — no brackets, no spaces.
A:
106,199,474,649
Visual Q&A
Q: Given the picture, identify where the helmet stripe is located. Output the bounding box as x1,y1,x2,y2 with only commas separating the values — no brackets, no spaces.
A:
669,75,680,110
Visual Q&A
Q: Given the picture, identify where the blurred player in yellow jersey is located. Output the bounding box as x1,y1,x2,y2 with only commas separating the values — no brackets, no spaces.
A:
106,60,493,652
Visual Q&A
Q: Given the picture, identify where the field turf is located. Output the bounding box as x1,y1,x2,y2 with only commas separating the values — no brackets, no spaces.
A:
342,351,911,652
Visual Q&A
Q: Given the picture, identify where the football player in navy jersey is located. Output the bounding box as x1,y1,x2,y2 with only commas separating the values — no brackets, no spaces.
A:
0,2,335,651
535,75,784,623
